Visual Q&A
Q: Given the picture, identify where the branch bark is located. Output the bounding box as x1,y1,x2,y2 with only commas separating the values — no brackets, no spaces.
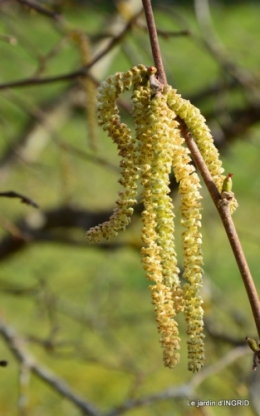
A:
142,0,167,84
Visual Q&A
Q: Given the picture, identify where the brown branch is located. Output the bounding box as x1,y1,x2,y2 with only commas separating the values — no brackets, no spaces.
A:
136,21,191,38
142,0,167,84
15,0,61,20
156,29,191,38
0,68,83,91
0,204,143,261
0,191,38,208
205,321,249,347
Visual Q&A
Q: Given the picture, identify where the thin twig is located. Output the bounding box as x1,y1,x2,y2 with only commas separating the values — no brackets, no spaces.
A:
141,0,167,84
0,10,142,91
0,67,83,91
0,191,38,208
0,319,100,416
136,21,191,38
15,0,61,21
105,346,249,416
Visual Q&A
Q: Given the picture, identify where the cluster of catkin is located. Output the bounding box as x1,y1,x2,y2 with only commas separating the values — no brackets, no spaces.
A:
86,64,237,372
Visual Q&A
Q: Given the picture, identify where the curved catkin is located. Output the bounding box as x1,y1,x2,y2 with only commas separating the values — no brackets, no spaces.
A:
86,71,138,242
86,65,159,242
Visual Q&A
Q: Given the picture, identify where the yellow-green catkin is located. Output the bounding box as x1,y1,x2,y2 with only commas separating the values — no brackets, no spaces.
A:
86,65,154,242
86,69,140,241
134,86,182,368
86,64,238,372
177,163,204,372
164,87,205,371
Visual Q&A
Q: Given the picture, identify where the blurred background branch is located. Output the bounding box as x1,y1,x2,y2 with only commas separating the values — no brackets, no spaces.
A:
0,0,260,415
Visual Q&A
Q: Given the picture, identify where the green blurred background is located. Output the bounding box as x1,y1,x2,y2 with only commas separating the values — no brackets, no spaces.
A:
0,0,260,415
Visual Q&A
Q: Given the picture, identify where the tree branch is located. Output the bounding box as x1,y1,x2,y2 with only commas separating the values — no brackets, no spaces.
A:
0,319,100,416
104,346,249,416
0,191,38,208
142,0,167,84
0,204,143,261
15,0,61,20
142,1,260,338
0,10,142,91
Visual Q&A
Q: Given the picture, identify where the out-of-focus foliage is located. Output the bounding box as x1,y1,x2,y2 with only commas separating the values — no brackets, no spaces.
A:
0,1,260,415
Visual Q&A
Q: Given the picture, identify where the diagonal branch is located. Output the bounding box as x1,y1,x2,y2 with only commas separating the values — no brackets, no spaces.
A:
0,319,100,416
15,0,61,20
0,10,142,91
0,191,38,208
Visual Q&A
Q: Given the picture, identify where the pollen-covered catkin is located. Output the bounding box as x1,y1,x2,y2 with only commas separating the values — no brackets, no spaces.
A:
180,171,205,372
86,64,238,372
136,89,182,368
164,87,205,371
86,72,137,241
87,65,158,242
